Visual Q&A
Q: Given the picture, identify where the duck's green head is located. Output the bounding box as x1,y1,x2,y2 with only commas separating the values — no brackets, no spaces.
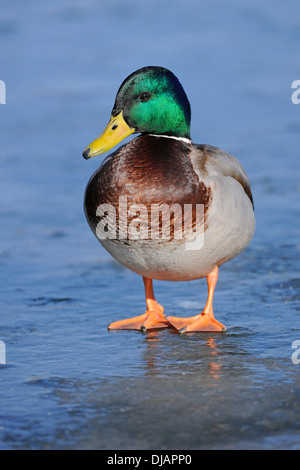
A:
83,66,191,159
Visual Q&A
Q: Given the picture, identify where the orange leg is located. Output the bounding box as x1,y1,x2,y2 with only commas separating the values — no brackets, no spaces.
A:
167,266,226,333
108,277,171,331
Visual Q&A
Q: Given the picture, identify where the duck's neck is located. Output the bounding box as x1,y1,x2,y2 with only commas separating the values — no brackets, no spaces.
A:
147,134,191,144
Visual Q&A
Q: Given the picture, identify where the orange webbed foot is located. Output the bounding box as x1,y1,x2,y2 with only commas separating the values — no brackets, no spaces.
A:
167,266,226,333
108,303,171,331
167,312,226,333
108,312,148,331
108,278,172,331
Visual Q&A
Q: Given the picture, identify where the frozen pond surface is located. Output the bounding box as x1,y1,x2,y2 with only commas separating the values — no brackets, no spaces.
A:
0,0,300,449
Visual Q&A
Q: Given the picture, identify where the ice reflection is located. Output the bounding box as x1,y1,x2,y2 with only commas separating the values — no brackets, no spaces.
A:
143,328,224,380
206,338,222,380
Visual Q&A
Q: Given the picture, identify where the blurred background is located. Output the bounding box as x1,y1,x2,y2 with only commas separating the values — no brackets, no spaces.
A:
0,0,299,450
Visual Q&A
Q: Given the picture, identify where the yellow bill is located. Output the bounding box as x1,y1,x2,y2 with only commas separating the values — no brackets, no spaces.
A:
82,111,135,159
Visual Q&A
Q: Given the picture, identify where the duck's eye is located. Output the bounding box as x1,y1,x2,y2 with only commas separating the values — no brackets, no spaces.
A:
139,92,152,102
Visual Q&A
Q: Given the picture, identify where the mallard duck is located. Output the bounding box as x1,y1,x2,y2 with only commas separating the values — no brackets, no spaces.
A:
82,66,255,333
